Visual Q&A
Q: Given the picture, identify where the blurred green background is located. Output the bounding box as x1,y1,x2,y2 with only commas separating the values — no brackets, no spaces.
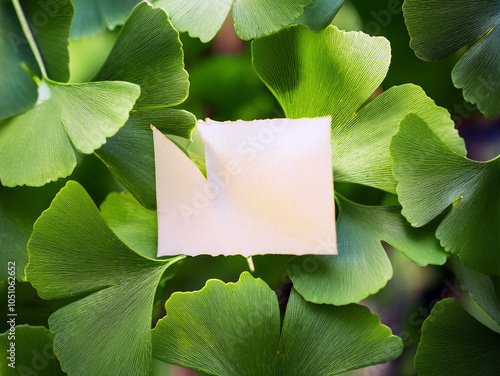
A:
2,1,500,375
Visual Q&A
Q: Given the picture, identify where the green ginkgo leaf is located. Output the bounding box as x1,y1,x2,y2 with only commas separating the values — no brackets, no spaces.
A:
0,78,139,187
0,182,63,281
391,114,500,275
154,0,315,42
452,25,500,119
403,0,500,118
415,298,500,376
450,257,500,325
93,2,196,209
152,272,403,375
70,0,141,39
26,181,184,376
1,2,193,190
95,109,196,210
295,0,344,32
100,191,158,258
288,194,446,305
252,25,466,193
252,25,451,304
0,326,65,376
93,2,189,109
0,0,73,120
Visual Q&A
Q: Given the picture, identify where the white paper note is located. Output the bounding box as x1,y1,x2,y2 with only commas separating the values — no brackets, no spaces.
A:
153,117,337,257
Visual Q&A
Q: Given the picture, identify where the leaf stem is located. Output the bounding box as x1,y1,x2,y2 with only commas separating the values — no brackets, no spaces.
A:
12,0,48,78
247,256,255,272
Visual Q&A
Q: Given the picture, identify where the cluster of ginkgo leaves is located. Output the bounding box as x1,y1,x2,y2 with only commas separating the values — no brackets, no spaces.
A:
1,0,499,375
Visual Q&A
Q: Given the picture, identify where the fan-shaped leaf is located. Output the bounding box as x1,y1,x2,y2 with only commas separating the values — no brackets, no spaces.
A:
288,195,446,305
0,79,139,187
152,272,403,375
100,191,158,258
252,25,451,304
93,2,189,109
0,326,65,376
252,25,466,193
296,0,344,32
71,0,141,39
26,181,183,376
403,0,500,118
0,0,73,120
0,182,62,281
415,298,500,376
93,2,196,208
450,257,500,325
95,109,195,210
154,0,314,42
391,114,500,275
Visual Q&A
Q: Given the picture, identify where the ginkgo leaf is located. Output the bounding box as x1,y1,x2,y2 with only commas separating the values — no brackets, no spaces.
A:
296,0,344,32
70,0,141,39
93,2,189,109
330,84,466,192
152,272,403,375
403,0,500,118
100,191,158,259
391,114,500,275
288,194,447,305
0,182,62,281
0,2,38,120
450,257,500,325
415,298,500,376
0,78,140,187
19,0,73,82
26,181,184,376
452,25,500,119
403,0,500,61
252,25,450,305
95,109,196,210
1,2,191,190
154,0,315,42
153,0,232,43
153,117,337,257
92,2,196,208
0,326,65,376
252,25,466,193
253,25,390,122
0,0,73,120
